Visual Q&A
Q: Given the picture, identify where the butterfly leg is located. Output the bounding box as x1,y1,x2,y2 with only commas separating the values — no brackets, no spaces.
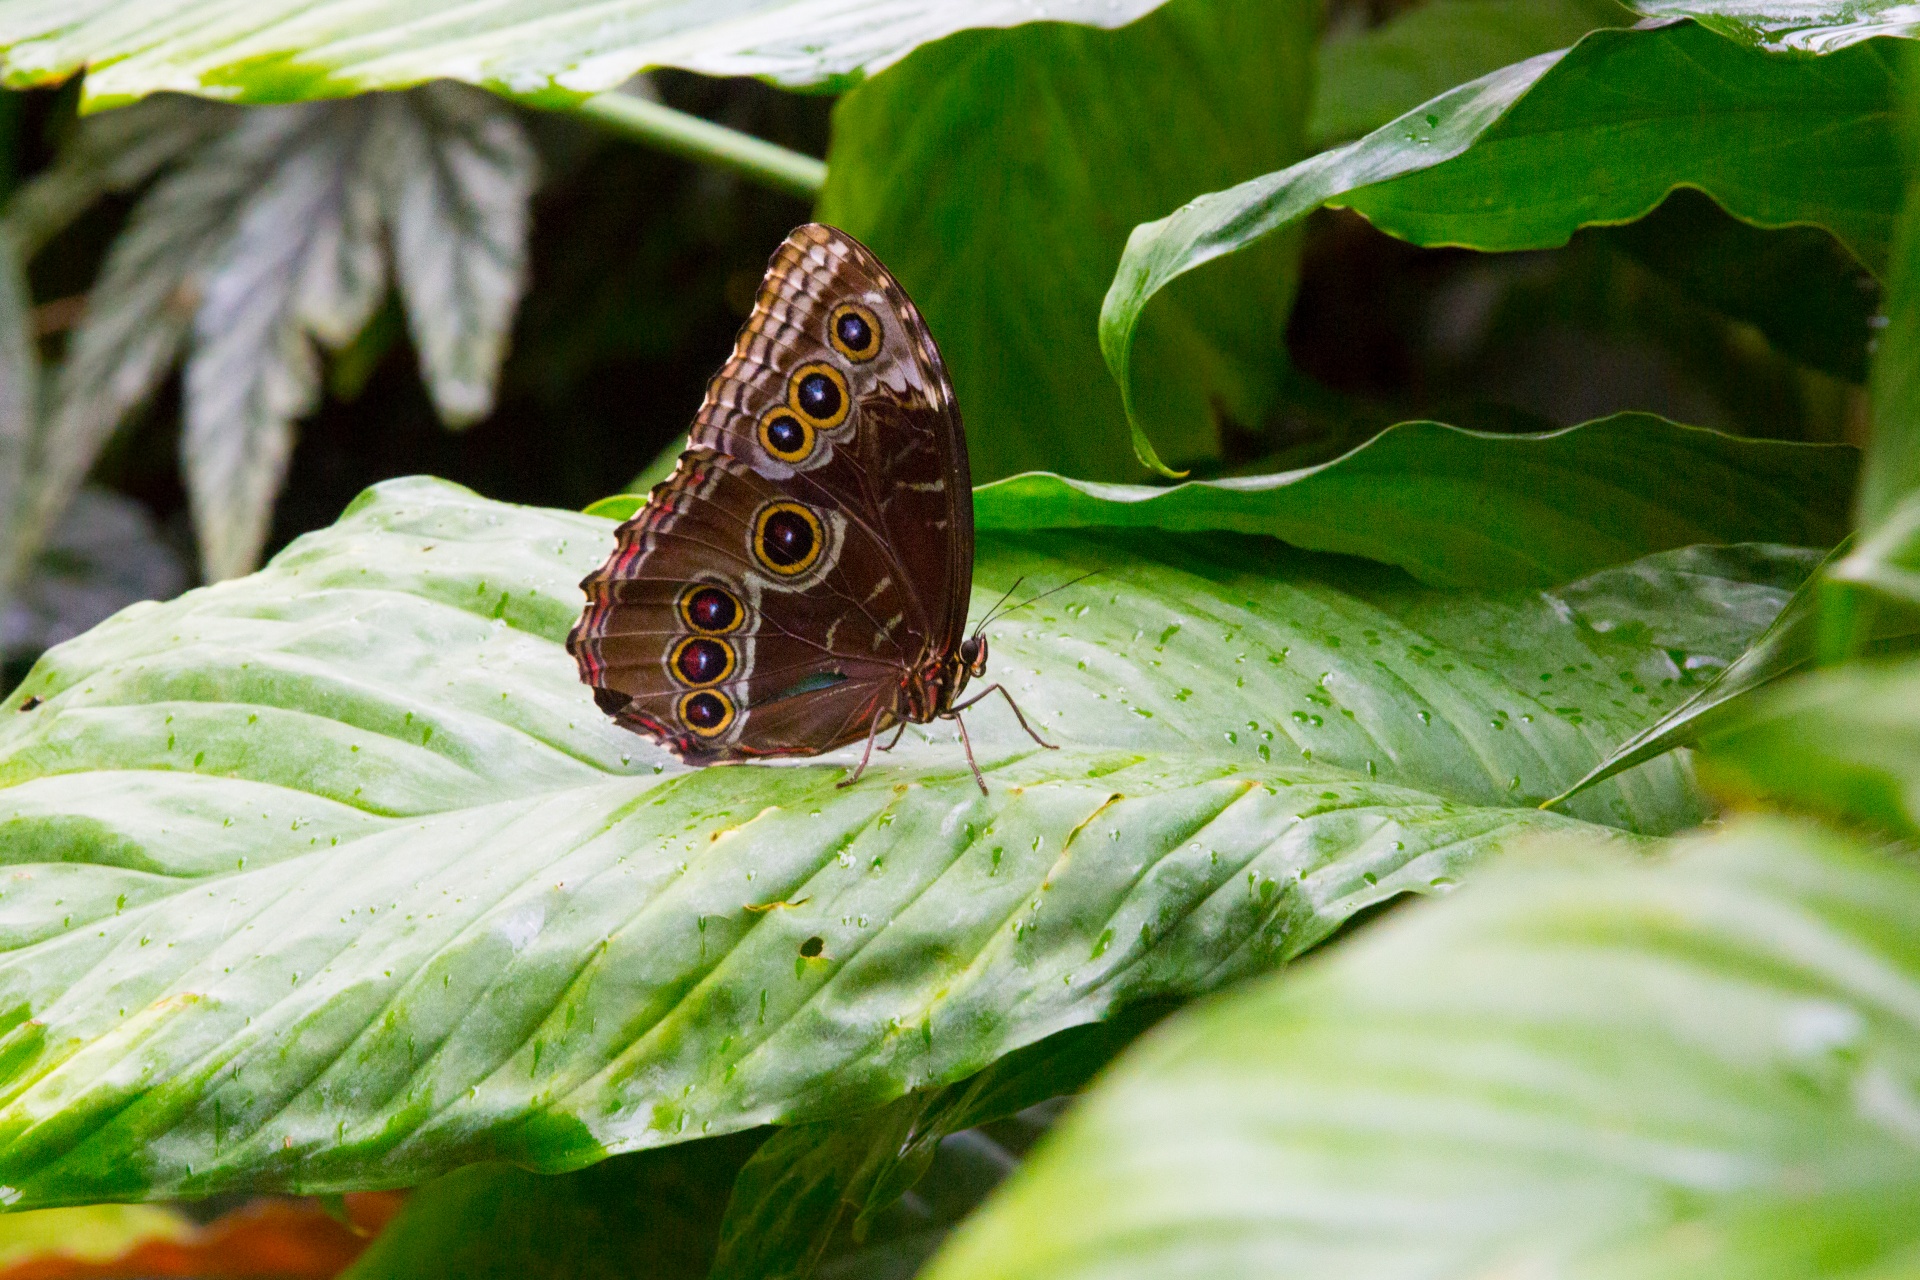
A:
948,684,1059,751
948,710,990,795
875,721,909,753
838,704,889,789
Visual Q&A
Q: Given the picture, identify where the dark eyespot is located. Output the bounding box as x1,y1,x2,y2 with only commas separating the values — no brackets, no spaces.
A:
800,935,825,958
764,413,806,456
829,304,882,361
836,312,871,352
683,691,728,730
684,586,740,633
675,637,732,685
761,509,816,567
796,372,841,421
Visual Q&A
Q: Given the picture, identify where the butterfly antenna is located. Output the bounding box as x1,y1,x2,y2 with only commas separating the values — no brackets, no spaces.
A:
979,570,1100,631
969,576,1027,639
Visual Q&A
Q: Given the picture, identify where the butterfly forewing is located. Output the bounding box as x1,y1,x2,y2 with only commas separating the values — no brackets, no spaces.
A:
570,225,973,764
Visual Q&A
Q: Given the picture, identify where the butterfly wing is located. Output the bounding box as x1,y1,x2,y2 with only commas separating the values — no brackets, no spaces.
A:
570,225,972,763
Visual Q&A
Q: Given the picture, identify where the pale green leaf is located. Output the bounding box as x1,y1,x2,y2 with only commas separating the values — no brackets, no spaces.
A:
0,0,1173,106
0,470,1810,1205
926,818,1920,1280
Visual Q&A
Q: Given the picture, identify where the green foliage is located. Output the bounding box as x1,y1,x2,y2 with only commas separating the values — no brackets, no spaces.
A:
1103,19,1902,470
0,447,1822,1206
0,0,1914,1273
926,819,1920,1280
819,0,1314,481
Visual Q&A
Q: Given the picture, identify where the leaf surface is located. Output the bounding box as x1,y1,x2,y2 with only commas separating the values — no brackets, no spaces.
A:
973,415,1853,589
1101,21,1904,470
817,0,1314,482
0,0,1173,107
925,819,1920,1280
0,470,1814,1204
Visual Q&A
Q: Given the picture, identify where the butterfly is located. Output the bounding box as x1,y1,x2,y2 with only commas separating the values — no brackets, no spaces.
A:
568,223,1054,793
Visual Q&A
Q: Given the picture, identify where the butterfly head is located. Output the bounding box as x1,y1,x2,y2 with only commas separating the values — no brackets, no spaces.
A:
960,635,989,680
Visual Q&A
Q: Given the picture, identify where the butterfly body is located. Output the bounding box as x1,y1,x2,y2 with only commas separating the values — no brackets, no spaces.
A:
569,224,1044,789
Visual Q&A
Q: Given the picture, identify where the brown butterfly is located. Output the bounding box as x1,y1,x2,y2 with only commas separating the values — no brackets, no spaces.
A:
568,224,1054,792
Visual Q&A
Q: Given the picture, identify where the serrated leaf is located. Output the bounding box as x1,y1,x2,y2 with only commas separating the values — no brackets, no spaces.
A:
0,92,229,259
372,83,535,427
0,230,32,563
35,84,532,583
925,819,1920,1280
182,100,387,583
0,468,1819,1205
0,0,1172,106
1100,21,1903,470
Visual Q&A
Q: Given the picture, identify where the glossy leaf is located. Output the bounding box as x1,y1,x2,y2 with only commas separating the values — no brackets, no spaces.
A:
818,0,1314,482
1859,42,1920,530
0,472,1816,1205
1101,21,1904,470
926,818,1920,1280
1696,650,1920,837
1308,0,1630,147
0,0,1171,107
972,415,1853,589
1626,1,1920,51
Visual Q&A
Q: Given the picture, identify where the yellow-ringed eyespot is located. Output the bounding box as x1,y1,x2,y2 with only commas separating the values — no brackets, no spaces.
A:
757,407,815,463
788,362,850,430
828,303,883,362
678,689,736,737
669,635,736,687
752,501,826,576
678,584,744,635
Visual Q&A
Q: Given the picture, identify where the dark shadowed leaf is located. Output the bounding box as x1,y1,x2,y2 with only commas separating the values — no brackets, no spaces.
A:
925,819,1920,1280
0,0,1173,106
1308,0,1630,147
818,0,1314,482
341,1135,760,1280
0,469,1817,1205
711,1014,1159,1280
1101,21,1903,471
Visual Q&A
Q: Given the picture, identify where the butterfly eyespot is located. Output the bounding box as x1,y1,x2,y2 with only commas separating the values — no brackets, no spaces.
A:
678,689,736,737
788,363,849,430
752,501,825,576
678,585,744,635
670,636,736,687
828,303,882,362
758,409,815,463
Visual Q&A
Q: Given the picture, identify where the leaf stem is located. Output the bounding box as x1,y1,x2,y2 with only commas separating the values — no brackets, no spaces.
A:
570,93,825,200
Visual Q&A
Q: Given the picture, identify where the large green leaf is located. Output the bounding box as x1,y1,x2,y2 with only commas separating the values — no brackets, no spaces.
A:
973,415,1854,589
816,0,1313,482
1695,652,1920,838
925,819,1920,1280
0,0,1171,107
0,466,1814,1206
1101,20,1903,471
